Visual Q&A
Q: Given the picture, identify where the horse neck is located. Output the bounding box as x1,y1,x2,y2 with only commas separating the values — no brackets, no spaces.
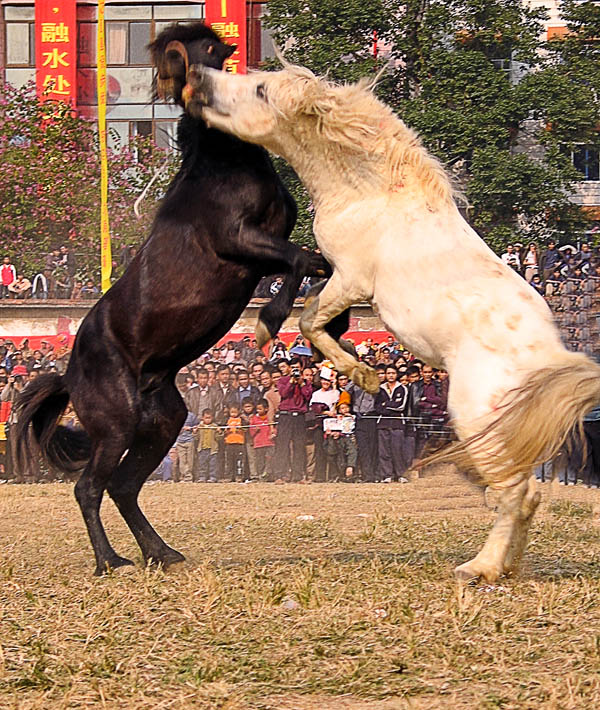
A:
177,114,267,176
278,137,381,211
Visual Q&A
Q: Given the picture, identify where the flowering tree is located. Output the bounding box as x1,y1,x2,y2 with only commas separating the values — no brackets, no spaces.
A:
0,81,178,281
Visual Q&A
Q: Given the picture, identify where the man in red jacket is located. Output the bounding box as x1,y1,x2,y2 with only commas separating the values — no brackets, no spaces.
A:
0,256,16,299
273,357,313,482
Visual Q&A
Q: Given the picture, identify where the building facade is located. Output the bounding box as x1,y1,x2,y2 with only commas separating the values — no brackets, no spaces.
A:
0,0,272,150
527,0,600,224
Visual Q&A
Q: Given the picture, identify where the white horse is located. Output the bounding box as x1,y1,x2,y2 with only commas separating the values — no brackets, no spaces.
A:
184,63,600,583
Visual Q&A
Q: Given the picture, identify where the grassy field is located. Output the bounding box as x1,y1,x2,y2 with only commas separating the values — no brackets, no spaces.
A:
1,481,600,709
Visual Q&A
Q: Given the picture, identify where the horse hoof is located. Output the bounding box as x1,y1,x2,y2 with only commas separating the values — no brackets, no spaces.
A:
255,319,273,349
454,560,501,584
454,562,480,584
353,365,379,394
147,549,186,572
94,556,135,577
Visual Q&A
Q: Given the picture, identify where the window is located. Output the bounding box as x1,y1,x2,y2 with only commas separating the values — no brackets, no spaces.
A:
573,146,600,181
133,120,153,139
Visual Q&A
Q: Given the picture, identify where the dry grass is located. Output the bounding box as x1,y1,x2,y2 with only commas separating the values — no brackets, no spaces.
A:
1,482,600,709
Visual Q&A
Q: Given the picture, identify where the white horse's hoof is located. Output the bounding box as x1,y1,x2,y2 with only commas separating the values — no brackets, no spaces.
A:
352,364,379,394
454,560,501,584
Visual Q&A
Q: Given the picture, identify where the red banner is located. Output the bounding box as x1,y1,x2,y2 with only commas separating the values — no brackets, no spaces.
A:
35,0,77,106
205,0,247,74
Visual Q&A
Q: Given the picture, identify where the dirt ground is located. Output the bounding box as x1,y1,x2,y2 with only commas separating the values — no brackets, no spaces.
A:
1,481,600,709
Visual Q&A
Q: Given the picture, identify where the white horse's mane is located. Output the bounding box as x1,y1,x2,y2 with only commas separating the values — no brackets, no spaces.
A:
270,63,458,207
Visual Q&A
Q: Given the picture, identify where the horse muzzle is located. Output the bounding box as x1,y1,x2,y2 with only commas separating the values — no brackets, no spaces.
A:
182,65,213,118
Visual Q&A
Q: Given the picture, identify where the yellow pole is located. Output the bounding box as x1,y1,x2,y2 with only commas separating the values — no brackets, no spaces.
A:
97,0,112,293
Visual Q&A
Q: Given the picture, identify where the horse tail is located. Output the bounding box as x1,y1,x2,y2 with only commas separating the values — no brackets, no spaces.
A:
424,353,600,486
14,373,91,474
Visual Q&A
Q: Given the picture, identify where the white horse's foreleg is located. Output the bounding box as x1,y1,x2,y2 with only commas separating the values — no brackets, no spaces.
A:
455,475,540,583
300,274,379,393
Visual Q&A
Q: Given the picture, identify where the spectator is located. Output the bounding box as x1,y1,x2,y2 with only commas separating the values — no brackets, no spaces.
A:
540,240,562,282
324,395,358,481
174,409,198,482
348,378,379,482
224,403,245,481
60,245,77,276
522,243,539,282
241,397,257,480
0,256,16,298
375,364,409,482
413,364,447,460
250,398,275,480
259,369,280,423
309,367,340,414
195,408,220,482
79,279,99,299
501,244,521,273
530,274,545,296
273,357,313,483
31,269,53,300
71,280,83,300
54,269,73,299
8,274,31,299
233,368,260,407
545,268,565,297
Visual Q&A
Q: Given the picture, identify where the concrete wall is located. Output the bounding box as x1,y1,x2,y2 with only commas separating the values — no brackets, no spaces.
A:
0,300,388,341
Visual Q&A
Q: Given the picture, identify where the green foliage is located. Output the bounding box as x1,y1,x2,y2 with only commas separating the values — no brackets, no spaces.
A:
266,0,598,252
264,0,392,82
0,81,179,280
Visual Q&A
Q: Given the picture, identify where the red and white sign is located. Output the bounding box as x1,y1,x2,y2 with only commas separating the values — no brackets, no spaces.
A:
35,0,77,106
205,0,247,74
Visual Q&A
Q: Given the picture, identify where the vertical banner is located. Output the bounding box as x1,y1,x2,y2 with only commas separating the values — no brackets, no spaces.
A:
35,0,77,105
205,0,247,74
97,0,112,292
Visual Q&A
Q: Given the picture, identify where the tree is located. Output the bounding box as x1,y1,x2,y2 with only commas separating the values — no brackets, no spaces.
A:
264,0,597,251
264,0,395,247
0,81,178,281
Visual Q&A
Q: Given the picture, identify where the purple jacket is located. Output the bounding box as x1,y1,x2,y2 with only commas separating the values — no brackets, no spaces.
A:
277,375,313,413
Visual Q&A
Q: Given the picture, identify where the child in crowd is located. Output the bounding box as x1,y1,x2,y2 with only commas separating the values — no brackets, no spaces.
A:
241,397,257,480
250,398,275,480
195,408,221,482
324,395,357,481
224,403,245,481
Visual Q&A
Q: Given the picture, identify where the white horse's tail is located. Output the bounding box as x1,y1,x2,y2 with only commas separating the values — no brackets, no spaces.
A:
424,353,600,486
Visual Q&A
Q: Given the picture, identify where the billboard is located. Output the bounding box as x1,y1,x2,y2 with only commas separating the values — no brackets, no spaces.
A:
205,0,247,74
35,0,77,106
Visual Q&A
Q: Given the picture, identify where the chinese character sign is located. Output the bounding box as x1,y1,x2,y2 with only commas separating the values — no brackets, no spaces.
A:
35,0,77,106
205,0,247,74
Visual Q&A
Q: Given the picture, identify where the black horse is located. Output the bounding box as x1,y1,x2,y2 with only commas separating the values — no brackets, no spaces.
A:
15,23,330,576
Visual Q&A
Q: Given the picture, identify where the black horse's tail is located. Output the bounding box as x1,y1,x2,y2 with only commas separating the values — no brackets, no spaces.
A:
14,373,91,474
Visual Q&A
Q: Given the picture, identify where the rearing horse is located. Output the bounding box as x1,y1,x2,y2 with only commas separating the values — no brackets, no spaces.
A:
183,62,600,583
15,24,330,576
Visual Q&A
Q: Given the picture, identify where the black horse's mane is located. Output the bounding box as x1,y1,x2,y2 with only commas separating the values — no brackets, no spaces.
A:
148,22,223,103
148,21,222,60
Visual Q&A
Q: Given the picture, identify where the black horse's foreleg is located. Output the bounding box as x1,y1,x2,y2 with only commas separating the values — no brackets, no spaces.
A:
220,228,331,345
106,384,187,569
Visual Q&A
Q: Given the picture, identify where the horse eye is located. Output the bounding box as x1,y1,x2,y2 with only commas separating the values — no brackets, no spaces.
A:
256,84,267,100
207,45,214,55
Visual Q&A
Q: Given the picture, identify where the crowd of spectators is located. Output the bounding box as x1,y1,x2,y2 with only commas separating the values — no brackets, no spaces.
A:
501,240,600,355
150,334,451,485
0,248,100,301
0,333,451,484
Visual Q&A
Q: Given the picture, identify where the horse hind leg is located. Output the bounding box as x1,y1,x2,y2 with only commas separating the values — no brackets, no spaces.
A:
74,435,136,576
300,276,378,393
106,384,187,570
455,474,540,583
